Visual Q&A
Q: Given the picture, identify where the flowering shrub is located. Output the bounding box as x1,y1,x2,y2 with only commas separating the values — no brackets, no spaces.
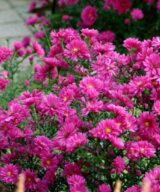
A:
27,0,160,47
1,27,160,191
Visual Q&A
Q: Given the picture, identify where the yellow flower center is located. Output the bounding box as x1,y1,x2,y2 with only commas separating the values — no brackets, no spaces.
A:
105,127,111,134
87,84,94,89
72,48,78,53
64,112,68,117
46,160,51,165
144,121,150,127
88,13,94,19
7,171,11,176
63,96,68,102
137,82,142,86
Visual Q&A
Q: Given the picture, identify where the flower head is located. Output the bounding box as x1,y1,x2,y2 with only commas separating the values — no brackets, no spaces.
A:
23,169,38,191
124,185,141,192
126,141,156,160
81,5,97,27
143,53,160,78
90,119,121,141
0,47,12,64
144,167,160,192
67,175,88,192
0,164,18,184
97,184,111,192
64,39,90,61
138,112,157,129
79,76,103,99
112,156,126,174
123,38,141,52
32,41,45,57
131,9,144,21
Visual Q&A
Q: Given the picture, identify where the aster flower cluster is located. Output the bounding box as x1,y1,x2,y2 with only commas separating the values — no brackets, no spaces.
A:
26,0,160,49
1,26,160,191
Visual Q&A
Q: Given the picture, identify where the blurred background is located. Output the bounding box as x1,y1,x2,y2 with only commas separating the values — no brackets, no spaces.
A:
0,0,31,47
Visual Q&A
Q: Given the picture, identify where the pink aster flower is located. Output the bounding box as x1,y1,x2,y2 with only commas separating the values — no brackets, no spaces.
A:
22,36,31,47
26,15,38,25
143,53,160,78
109,136,125,149
124,185,141,192
63,163,81,177
111,156,126,174
58,75,75,86
0,47,12,64
97,184,111,192
108,90,134,109
81,28,99,38
144,167,160,192
32,41,45,57
64,39,90,61
32,136,53,156
5,102,29,124
50,28,80,45
34,30,45,39
67,175,88,192
81,5,97,27
28,0,36,12
24,80,30,87
0,133,8,150
112,0,132,14
98,30,115,42
43,167,56,186
152,36,160,49
59,87,75,105
20,89,42,106
157,0,160,11
44,57,67,68
39,93,62,116
138,112,158,134
128,76,151,97
62,15,71,22
131,9,144,21
0,164,18,184
13,41,23,50
40,154,56,169
90,119,121,141
66,132,88,153
79,76,103,99
53,121,88,153
91,42,115,55
92,55,118,79
0,77,9,92
104,104,127,116
153,100,160,115
82,99,104,116
23,169,39,191
126,141,156,160
36,180,48,192
53,122,77,149
123,38,141,52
